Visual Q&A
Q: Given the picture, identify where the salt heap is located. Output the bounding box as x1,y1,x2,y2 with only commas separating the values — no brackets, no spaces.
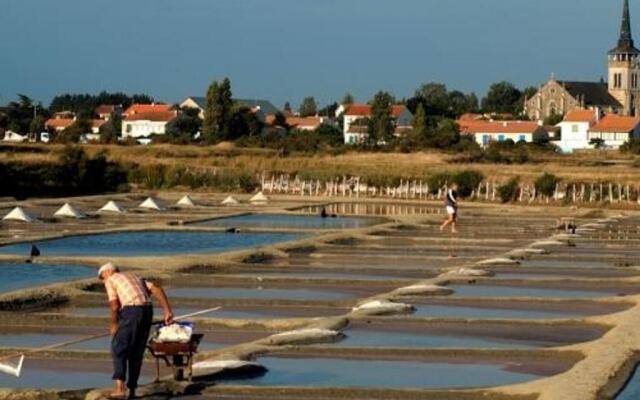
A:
53,203,86,219
221,196,239,206
138,197,165,211
2,207,35,222
249,192,269,205
98,201,126,214
176,195,196,207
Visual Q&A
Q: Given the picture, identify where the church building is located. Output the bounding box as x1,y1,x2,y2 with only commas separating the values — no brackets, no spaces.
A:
525,0,640,120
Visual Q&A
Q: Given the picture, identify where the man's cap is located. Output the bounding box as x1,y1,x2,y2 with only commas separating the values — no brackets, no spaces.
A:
98,262,117,278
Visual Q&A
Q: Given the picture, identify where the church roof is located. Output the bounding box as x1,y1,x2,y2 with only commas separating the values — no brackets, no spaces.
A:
556,81,622,109
610,0,640,55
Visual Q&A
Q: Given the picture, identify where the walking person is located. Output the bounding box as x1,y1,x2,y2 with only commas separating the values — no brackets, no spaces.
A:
440,183,459,234
98,263,174,399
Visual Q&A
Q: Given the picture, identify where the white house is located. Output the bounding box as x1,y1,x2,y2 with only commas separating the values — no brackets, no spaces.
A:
342,104,413,144
180,96,279,123
588,114,640,149
2,131,27,142
457,120,549,147
45,118,108,134
121,104,177,139
557,109,599,153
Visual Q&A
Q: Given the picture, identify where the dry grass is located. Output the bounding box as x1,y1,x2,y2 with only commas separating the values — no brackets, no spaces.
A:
1,143,639,184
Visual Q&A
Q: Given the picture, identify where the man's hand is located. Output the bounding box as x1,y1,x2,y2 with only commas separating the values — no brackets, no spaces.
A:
110,322,118,337
164,310,174,325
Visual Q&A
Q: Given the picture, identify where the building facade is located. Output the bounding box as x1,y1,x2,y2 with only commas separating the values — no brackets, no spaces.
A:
525,0,640,121
556,109,599,153
121,104,177,139
457,120,549,147
588,114,640,149
342,104,413,144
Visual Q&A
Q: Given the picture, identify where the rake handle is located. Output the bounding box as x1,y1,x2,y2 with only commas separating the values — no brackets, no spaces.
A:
0,306,221,362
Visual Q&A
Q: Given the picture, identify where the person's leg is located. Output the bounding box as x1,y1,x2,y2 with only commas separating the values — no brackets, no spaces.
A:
112,309,134,397
126,306,153,396
451,212,459,234
440,212,454,231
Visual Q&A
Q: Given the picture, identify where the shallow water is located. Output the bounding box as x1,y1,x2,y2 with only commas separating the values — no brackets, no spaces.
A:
449,284,613,299
219,356,547,389
523,259,618,269
250,271,415,282
617,364,640,400
0,262,94,293
0,231,304,257
413,304,592,320
337,329,538,349
166,287,352,301
0,359,151,389
195,214,378,230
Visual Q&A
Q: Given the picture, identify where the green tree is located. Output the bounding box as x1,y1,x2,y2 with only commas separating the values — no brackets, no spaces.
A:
299,96,318,117
283,102,293,115
29,115,46,136
164,107,202,142
590,138,606,149
368,91,395,145
314,123,343,146
535,173,560,197
544,113,564,126
202,78,233,142
7,95,39,134
412,103,427,139
272,112,289,129
498,177,521,203
342,93,355,105
226,106,263,139
426,119,461,149
482,81,523,114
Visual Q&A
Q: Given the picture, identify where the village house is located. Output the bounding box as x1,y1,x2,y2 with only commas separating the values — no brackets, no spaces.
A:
180,97,280,122
341,104,413,144
264,115,324,131
457,120,550,147
45,117,108,134
121,103,177,140
556,109,600,153
95,105,122,120
588,114,640,149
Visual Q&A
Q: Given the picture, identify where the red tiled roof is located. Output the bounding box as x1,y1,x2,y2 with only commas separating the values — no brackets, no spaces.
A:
590,115,640,133
265,116,323,129
344,104,407,117
457,120,542,134
563,109,597,123
123,103,171,116
95,105,116,115
45,118,75,129
124,111,177,122
46,118,109,129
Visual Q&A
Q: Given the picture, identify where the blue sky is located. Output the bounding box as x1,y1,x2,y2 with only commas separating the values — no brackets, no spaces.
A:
0,0,630,108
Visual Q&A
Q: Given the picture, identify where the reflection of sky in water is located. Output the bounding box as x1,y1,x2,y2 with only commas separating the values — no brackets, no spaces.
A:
219,357,544,389
617,365,640,400
0,262,94,293
196,214,377,230
414,304,588,320
450,285,612,299
338,329,539,349
0,231,304,257
166,287,351,301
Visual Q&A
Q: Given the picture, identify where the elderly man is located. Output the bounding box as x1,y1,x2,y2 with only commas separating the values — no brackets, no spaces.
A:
98,263,174,399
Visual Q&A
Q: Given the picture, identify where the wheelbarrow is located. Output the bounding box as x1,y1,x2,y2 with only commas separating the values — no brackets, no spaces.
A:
147,333,203,382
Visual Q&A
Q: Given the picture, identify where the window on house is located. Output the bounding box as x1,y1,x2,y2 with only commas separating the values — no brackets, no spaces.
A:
482,135,490,145
572,125,578,133
126,125,132,133
519,135,526,142
498,135,505,142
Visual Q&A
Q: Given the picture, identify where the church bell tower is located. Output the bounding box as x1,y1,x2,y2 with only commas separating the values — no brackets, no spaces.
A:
608,0,640,116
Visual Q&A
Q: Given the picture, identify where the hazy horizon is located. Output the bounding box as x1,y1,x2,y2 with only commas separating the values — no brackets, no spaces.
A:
0,0,632,108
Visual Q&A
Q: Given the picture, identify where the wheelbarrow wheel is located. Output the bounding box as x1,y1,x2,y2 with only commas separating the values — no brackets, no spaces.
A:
173,355,185,381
